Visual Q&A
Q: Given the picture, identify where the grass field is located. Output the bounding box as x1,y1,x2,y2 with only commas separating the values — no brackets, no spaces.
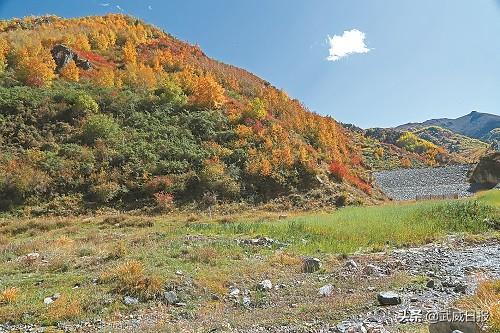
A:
0,190,498,329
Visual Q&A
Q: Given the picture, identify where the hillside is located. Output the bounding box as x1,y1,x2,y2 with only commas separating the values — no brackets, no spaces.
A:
412,126,490,163
396,111,500,143
0,14,376,214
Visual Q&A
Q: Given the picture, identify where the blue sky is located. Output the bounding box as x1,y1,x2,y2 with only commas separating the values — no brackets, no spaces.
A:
0,0,499,127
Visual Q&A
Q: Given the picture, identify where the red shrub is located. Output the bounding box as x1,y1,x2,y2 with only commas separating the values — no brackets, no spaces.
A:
329,161,348,181
153,192,175,212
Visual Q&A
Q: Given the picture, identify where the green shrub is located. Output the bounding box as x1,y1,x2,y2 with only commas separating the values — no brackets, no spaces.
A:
81,114,121,145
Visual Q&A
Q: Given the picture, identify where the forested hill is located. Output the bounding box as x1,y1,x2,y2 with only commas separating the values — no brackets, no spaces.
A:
0,14,373,214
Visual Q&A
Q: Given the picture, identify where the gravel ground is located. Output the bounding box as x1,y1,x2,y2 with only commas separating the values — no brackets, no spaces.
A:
374,165,475,201
2,238,498,333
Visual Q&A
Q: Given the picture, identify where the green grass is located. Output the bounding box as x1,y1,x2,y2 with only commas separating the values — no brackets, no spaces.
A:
0,192,498,327
477,189,500,208
187,198,499,254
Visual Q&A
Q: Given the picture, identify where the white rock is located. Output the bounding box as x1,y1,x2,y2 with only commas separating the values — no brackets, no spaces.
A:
229,287,240,297
123,296,139,305
318,284,334,297
346,259,358,269
43,297,54,305
26,253,40,261
257,279,273,291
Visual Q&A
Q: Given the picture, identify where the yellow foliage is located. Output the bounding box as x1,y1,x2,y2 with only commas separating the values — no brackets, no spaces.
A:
122,40,137,65
0,38,9,72
93,67,115,88
15,43,56,87
70,33,91,51
59,60,80,82
101,260,163,300
191,74,226,109
136,63,157,90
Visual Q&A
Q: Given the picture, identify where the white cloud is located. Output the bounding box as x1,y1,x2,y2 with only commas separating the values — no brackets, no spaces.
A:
326,29,370,62
99,3,110,6
148,5,153,10
116,5,124,11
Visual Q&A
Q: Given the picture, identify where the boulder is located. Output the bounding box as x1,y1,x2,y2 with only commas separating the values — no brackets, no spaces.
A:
470,152,500,187
51,44,93,72
377,291,401,306
429,308,481,333
302,257,321,273
429,321,480,333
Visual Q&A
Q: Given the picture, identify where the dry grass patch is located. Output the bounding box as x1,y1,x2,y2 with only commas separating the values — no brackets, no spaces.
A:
45,294,82,322
100,261,164,300
195,271,229,295
456,279,500,331
267,252,301,267
1,287,19,304
101,216,155,229
187,247,219,265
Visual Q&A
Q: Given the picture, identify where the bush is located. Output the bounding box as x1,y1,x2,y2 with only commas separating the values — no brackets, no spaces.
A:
81,114,121,145
329,161,348,181
89,182,121,204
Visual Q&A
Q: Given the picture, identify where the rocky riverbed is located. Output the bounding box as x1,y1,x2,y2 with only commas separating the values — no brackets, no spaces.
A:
374,165,476,201
3,237,497,333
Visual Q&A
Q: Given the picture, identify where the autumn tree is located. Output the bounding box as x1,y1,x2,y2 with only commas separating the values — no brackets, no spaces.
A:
122,40,137,65
15,43,56,87
243,98,267,120
191,74,226,109
0,38,9,72
59,60,80,82
92,67,115,88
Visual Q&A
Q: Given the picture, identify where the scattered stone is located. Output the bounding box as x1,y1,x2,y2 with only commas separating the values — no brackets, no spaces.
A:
257,279,273,291
163,291,178,305
346,259,358,269
123,296,139,306
364,264,383,276
174,302,186,307
26,253,40,262
175,270,183,276
43,297,54,305
242,296,251,308
302,257,321,273
229,287,240,297
377,291,402,306
318,284,334,297
426,279,436,288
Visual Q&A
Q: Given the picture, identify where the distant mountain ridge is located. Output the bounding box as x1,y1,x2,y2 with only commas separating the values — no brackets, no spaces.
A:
396,111,500,141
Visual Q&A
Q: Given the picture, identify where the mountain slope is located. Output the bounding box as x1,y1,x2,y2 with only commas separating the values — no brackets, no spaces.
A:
396,111,500,141
412,126,490,163
0,14,375,213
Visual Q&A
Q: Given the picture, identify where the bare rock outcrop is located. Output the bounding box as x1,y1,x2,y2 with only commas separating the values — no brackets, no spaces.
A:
470,152,500,187
51,44,93,71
